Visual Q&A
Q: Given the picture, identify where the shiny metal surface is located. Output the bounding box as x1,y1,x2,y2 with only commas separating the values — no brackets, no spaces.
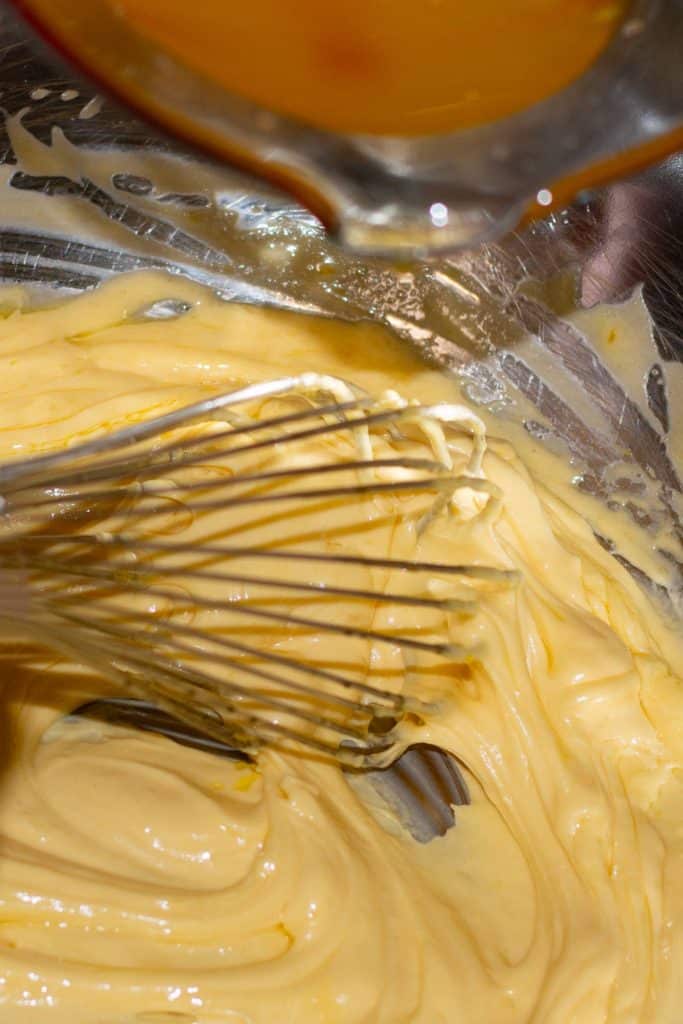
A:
72,698,255,763
5,0,683,255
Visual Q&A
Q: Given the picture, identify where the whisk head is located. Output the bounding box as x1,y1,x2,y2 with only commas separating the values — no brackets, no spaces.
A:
0,373,513,767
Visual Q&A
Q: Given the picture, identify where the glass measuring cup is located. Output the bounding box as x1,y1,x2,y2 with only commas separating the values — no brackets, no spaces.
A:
8,0,683,256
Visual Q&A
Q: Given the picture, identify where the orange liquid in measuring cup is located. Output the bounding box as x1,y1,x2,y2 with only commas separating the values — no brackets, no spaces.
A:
107,0,624,136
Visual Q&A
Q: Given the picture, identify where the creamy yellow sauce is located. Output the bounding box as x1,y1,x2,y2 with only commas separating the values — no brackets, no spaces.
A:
0,273,682,1023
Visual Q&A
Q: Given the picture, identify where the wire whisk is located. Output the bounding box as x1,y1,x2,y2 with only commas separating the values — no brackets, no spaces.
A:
0,373,514,767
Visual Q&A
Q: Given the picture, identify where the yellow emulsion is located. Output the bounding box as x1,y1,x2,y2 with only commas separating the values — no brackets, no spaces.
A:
0,273,681,1023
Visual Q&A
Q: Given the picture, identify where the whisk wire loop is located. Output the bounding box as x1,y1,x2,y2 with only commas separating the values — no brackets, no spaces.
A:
0,375,514,766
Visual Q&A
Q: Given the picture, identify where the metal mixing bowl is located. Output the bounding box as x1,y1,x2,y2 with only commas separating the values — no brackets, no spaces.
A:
0,5,680,608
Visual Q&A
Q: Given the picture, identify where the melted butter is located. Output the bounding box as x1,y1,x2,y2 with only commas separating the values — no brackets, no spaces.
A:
0,273,681,1022
18,0,624,136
